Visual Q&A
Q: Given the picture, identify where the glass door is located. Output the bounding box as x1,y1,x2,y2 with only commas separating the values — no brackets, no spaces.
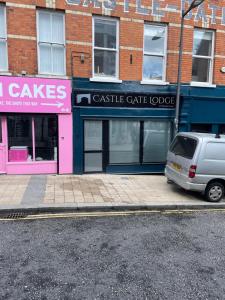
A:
0,116,6,173
84,120,103,172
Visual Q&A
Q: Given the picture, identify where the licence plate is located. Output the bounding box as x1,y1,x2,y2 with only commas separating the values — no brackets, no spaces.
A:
172,162,182,172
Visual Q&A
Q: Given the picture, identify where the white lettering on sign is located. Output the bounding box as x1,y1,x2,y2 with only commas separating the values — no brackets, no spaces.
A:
66,0,225,26
9,83,20,97
5,83,67,100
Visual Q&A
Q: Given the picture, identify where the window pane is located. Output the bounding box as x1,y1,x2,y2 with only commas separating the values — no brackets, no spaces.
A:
52,14,64,44
7,116,33,161
94,19,117,49
192,57,210,82
52,45,65,74
144,25,165,54
38,12,51,42
84,120,102,151
170,136,197,159
0,41,7,71
34,116,58,161
109,120,140,164
143,121,171,163
0,7,6,38
85,153,102,172
193,30,213,57
94,49,116,77
39,43,52,73
143,55,163,80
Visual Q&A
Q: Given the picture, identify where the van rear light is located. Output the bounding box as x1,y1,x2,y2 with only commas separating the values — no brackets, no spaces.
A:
189,165,197,178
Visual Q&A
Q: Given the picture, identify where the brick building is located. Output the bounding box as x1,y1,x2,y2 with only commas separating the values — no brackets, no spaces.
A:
0,0,225,174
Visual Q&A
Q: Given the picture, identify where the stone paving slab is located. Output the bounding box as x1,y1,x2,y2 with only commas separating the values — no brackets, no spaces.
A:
0,174,224,212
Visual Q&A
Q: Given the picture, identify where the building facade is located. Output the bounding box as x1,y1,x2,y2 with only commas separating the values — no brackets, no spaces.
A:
0,0,225,174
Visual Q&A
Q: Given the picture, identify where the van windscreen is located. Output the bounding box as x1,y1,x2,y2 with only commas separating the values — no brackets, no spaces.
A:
170,136,197,159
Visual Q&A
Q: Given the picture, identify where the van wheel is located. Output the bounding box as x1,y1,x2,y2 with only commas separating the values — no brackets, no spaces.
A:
205,182,225,202
167,179,173,184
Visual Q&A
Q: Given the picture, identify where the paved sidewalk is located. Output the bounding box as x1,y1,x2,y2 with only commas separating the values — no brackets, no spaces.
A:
0,174,224,212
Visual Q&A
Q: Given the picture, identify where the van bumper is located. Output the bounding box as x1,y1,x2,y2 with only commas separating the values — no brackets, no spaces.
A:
165,166,206,192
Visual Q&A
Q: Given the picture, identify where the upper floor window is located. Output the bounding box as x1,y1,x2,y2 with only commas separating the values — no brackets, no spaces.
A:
143,24,167,82
93,17,119,79
0,6,8,71
37,11,65,75
192,29,214,84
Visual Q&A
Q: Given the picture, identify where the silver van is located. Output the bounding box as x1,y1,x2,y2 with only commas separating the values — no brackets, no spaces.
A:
165,132,225,202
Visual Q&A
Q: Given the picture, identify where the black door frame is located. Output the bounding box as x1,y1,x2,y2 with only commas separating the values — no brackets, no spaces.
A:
83,119,109,173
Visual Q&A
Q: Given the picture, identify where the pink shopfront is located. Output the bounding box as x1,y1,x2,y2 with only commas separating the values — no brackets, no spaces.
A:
0,76,72,174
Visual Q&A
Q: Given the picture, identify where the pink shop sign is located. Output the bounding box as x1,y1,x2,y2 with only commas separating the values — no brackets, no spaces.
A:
0,76,71,114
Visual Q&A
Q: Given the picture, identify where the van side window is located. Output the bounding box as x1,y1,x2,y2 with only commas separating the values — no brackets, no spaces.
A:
170,136,197,159
205,142,225,160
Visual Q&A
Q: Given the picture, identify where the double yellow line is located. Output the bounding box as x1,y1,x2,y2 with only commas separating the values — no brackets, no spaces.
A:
0,208,225,221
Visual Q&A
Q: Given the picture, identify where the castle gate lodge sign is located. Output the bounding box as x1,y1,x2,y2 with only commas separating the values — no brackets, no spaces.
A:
66,0,225,26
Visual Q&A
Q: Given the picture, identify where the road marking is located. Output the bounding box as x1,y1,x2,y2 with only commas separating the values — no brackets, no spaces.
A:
1,208,225,221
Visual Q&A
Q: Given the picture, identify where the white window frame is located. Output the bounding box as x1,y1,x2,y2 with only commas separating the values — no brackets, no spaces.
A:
0,5,8,72
92,16,120,82
142,23,168,85
191,28,215,86
37,10,66,76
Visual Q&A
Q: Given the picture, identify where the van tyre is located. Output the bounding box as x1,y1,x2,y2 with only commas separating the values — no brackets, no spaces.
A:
205,182,225,202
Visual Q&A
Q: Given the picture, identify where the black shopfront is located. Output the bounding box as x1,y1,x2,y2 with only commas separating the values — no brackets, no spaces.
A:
73,79,176,174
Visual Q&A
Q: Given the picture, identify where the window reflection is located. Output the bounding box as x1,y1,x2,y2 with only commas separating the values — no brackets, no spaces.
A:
7,115,33,161
143,121,171,162
34,116,58,161
109,120,140,164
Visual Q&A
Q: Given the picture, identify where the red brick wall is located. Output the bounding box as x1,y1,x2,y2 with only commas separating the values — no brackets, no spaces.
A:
0,0,225,85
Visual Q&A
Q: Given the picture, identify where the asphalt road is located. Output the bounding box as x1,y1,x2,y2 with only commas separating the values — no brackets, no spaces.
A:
1,211,225,300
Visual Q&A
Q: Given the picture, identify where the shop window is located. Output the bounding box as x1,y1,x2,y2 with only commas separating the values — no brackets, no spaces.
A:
192,29,214,84
37,11,65,75
143,121,171,163
93,17,119,79
191,124,212,133
34,116,58,161
143,24,167,82
8,116,33,161
0,6,8,71
7,115,57,162
109,120,140,164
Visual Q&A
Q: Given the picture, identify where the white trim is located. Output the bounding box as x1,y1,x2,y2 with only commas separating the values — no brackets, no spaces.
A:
190,82,216,88
140,80,170,85
7,34,36,41
35,74,70,79
142,23,167,83
90,77,122,83
37,10,66,76
0,72,12,75
92,16,119,80
6,2,35,9
192,28,215,85
0,5,8,72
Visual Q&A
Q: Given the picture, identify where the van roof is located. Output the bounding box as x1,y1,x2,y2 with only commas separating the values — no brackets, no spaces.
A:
177,132,225,141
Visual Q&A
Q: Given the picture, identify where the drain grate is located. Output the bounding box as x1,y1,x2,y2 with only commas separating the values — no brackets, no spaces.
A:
0,212,28,219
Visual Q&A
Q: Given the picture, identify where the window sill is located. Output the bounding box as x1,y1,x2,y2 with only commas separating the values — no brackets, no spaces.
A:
90,77,122,83
0,71,12,76
190,82,216,88
37,74,69,79
140,80,170,86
